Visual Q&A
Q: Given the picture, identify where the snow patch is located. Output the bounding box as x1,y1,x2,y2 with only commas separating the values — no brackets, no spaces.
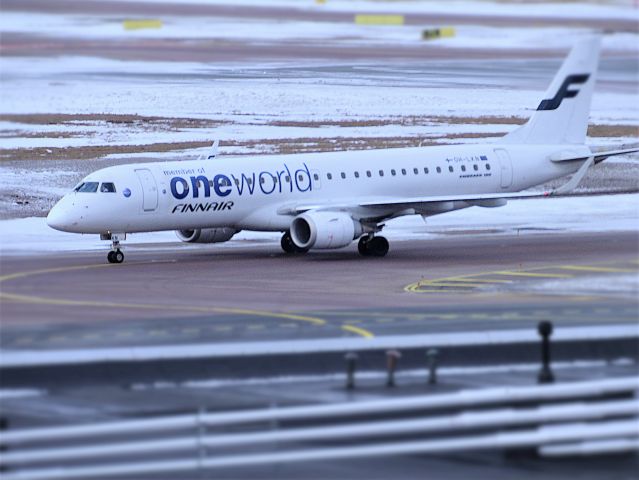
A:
0,194,636,255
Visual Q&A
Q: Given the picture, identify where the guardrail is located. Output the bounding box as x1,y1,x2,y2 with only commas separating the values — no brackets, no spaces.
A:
1,377,637,480
2,324,636,368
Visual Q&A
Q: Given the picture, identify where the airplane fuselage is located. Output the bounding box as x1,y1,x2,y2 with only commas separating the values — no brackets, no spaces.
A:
47,143,586,235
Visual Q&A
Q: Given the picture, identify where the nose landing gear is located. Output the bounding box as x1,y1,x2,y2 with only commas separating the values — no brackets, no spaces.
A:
102,233,125,264
358,235,389,257
107,249,124,264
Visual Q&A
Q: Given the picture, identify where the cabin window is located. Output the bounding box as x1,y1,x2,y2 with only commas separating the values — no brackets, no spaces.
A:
379,170,384,177
341,172,346,179
366,171,372,177
473,164,479,171
401,168,406,175
354,171,360,178
100,182,116,193
327,173,332,180
486,164,491,171
285,176,290,183
461,165,466,172
313,173,319,181
424,167,429,174
234,178,240,186
75,182,99,193
391,169,396,176
436,167,441,173
298,174,304,182
448,166,454,173
413,168,419,175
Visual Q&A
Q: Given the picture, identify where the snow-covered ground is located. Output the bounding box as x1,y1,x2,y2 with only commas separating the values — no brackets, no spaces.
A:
83,0,639,21
1,1,637,152
1,1,637,221
1,11,637,51
1,194,636,255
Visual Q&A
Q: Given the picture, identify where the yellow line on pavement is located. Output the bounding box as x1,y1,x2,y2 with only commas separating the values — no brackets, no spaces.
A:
0,291,326,325
0,264,326,325
493,271,573,278
558,265,636,273
0,263,111,283
341,324,374,339
445,277,514,284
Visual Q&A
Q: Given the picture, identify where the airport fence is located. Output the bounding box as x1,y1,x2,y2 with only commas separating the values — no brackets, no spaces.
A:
1,377,637,480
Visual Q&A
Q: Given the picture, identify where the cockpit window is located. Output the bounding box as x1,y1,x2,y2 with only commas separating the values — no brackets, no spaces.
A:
74,182,99,193
101,182,116,193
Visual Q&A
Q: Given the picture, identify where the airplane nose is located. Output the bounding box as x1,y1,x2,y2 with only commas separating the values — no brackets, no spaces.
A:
47,197,74,232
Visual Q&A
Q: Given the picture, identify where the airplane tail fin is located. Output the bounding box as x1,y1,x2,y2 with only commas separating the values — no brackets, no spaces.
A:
499,36,601,145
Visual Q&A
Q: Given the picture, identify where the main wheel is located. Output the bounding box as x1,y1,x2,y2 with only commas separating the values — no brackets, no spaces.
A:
368,236,389,257
358,236,371,256
281,232,308,254
107,251,116,263
113,250,124,263
281,232,296,253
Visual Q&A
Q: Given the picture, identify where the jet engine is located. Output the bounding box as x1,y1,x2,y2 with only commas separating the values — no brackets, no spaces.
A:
175,228,237,243
290,211,362,250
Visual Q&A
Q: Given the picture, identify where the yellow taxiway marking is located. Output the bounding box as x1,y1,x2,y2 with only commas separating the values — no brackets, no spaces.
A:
405,260,637,294
558,265,636,273
422,282,488,288
0,263,112,283
1,263,378,339
445,277,514,284
341,324,374,339
0,264,326,326
0,291,326,325
493,271,573,278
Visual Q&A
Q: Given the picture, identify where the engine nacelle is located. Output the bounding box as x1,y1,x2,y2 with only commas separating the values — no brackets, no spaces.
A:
175,228,237,243
290,211,361,250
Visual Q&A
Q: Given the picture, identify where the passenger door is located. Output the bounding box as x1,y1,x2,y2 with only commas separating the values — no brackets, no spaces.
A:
494,148,513,189
135,168,158,212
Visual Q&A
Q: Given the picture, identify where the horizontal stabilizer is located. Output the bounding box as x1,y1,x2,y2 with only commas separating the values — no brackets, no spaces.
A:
550,147,639,164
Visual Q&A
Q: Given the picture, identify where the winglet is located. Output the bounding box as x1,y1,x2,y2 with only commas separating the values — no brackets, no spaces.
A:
207,140,219,160
551,156,595,195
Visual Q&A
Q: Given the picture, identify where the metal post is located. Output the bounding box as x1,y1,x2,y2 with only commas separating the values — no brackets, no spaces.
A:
345,352,358,389
386,350,401,388
0,417,7,473
538,321,554,384
427,349,439,385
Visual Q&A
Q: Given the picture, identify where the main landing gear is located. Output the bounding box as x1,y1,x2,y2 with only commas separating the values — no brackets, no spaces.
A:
102,233,125,264
358,235,389,257
281,231,308,254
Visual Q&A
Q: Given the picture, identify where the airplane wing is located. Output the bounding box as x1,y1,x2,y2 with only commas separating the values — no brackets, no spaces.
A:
282,190,550,217
281,147,638,217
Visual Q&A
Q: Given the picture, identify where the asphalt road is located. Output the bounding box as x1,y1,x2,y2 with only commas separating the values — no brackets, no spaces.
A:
2,230,637,479
1,230,637,350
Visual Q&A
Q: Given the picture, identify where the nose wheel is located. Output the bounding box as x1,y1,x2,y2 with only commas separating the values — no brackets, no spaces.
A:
358,235,389,257
102,233,126,263
107,249,124,264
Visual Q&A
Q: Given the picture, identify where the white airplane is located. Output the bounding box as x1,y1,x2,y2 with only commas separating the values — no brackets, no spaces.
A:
47,37,637,263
